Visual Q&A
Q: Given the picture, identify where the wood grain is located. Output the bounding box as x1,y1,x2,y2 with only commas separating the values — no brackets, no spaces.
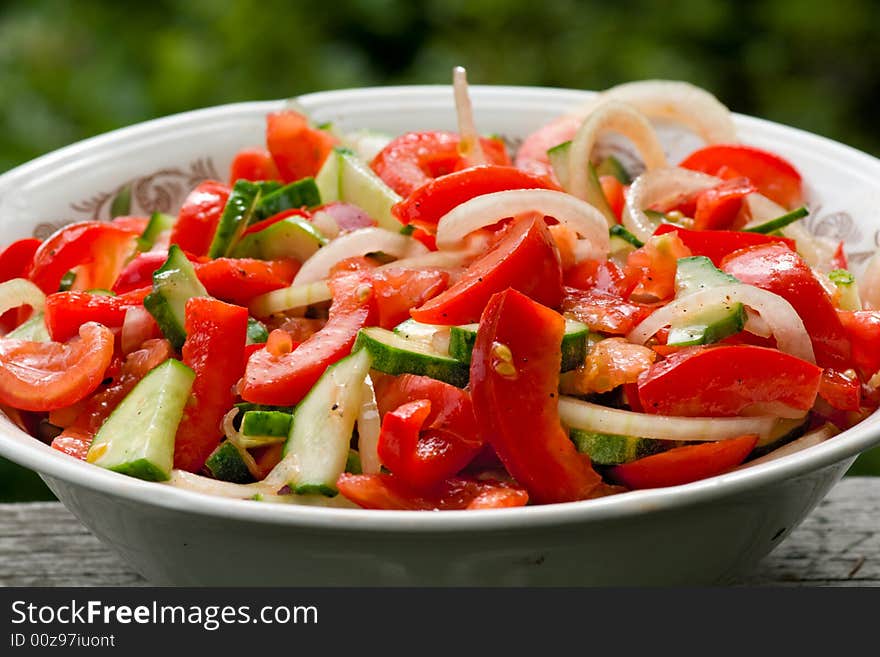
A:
1,478,877,587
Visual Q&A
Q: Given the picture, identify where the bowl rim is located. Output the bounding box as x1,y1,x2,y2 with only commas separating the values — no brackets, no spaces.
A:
1,83,879,533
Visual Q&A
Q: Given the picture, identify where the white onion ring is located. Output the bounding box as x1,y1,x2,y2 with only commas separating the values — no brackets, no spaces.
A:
627,283,816,363
859,250,880,310
623,167,720,243
120,305,157,354
293,227,428,285
568,100,667,208
558,396,778,442
453,66,487,166
735,423,839,470
435,189,610,261
356,374,382,475
249,280,332,317
0,278,45,319
164,470,356,507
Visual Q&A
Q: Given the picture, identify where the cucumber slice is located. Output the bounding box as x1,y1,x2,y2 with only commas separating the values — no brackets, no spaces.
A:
595,155,632,184
207,180,264,258
666,256,745,346
137,212,175,251
254,177,321,221
743,206,808,234
87,359,194,481
448,318,590,372
345,448,363,475
241,410,292,439
231,216,327,261
609,224,644,248
282,348,371,495
143,245,208,350
6,313,50,341
58,271,76,291
354,326,469,388
829,269,862,311
315,147,402,231
246,317,269,345
205,441,255,484
547,140,617,226
752,417,809,458
234,401,295,416
393,318,449,344
569,429,675,465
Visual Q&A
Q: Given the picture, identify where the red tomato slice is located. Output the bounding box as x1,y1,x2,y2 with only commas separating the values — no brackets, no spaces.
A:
229,147,280,184
174,297,248,472
608,434,758,489
692,178,756,230
169,181,231,257
0,322,115,411
637,345,822,417
470,288,602,504
653,224,796,267
514,113,582,183
194,258,299,306
837,310,880,380
561,287,652,335
27,221,139,294
625,232,692,303
241,267,377,406
111,250,170,294
371,267,449,328
679,144,804,208
336,473,528,511
44,287,151,342
410,214,563,325
50,431,92,461
266,110,338,183
721,243,850,368
370,131,511,197
817,369,862,412
391,165,557,233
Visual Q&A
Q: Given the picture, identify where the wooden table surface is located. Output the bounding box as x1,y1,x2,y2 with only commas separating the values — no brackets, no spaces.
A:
1,477,877,587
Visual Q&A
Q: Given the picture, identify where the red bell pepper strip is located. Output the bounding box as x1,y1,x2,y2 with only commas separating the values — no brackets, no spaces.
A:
240,208,311,238
607,434,759,489
721,243,851,368
44,287,151,342
173,297,248,472
0,322,115,412
112,250,171,294
817,369,862,412
561,287,652,335
652,224,796,267
370,131,511,197
0,238,41,283
692,178,756,230
336,472,528,510
637,345,822,417
371,267,449,328
241,267,377,406
470,288,602,504
169,180,231,257
837,310,880,380
266,110,338,183
679,144,804,208
391,165,557,233
193,258,299,306
229,147,280,184
27,221,140,294
410,214,563,324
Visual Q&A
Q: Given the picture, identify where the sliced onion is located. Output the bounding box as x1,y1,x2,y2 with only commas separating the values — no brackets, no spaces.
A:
164,470,356,507
435,189,610,260
858,250,880,310
310,210,341,239
120,305,157,354
558,396,778,442
249,280,332,318
568,100,667,205
453,65,487,166
0,278,45,318
735,423,839,470
744,308,772,338
623,167,720,243
627,283,816,363
375,249,474,272
356,374,382,475
293,227,428,285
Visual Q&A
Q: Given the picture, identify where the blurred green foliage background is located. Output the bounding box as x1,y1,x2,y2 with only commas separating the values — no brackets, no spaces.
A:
1,0,879,500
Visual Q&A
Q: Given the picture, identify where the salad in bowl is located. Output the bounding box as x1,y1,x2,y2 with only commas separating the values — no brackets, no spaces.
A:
1,72,878,514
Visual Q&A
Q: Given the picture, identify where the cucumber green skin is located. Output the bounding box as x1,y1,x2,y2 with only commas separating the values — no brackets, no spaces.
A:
666,306,746,346
88,359,195,482
345,449,362,475
246,317,269,344
448,320,589,372
751,418,809,458
569,429,675,465
110,184,132,218
143,245,208,350
743,206,808,234
205,441,255,484
609,224,644,248
254,177,321,221
58,271,76,291
234,401,294,415
595,155,632,184
240,410,292,438
207,180,263,258
137,212,175,251
354,328,469,388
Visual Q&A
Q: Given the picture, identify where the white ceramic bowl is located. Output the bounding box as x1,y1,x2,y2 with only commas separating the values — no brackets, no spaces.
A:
1,86,879,586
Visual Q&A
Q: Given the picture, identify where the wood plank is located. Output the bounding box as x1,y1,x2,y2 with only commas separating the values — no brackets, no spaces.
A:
0,478,877,586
